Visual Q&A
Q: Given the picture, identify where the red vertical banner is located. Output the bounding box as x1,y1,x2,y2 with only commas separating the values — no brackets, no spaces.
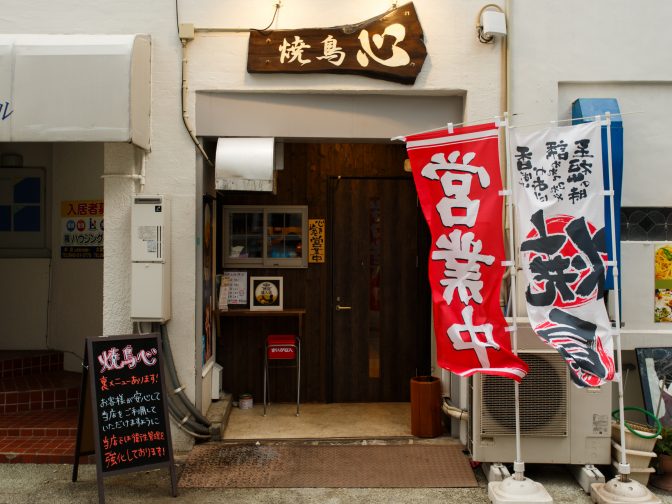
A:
406,123,528,381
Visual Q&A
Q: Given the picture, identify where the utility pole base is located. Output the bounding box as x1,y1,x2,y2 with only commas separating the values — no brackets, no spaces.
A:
488,476,553,503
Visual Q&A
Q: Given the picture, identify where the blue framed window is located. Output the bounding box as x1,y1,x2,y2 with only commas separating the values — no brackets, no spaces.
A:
0,168,46,251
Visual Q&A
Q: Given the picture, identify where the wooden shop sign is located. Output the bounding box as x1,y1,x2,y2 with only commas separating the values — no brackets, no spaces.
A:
248,2,427,85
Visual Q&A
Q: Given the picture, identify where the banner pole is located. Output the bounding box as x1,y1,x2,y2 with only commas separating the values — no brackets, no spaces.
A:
604,111,630,480
502,112,524,479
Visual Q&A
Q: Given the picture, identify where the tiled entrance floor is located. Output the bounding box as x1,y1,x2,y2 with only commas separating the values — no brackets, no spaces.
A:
223,402,416,440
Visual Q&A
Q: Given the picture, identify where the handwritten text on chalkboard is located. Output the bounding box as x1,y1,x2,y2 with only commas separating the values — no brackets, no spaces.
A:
97,345,158,372
91,338,170,472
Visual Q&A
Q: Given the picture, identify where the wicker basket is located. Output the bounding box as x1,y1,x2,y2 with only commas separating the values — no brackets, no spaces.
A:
611,421,660,453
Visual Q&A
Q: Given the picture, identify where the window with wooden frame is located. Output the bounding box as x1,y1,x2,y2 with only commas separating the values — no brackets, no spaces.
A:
222,205,308,268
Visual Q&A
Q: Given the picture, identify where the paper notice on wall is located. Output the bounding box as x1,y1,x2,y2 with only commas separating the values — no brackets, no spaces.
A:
218,275,230,311
60,200,104,259
222,271,248,305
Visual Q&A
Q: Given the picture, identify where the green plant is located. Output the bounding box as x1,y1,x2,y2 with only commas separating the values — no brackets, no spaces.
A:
655,427,672,456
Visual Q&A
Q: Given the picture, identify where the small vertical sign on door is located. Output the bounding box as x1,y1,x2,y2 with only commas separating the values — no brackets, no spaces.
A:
308,219,325,263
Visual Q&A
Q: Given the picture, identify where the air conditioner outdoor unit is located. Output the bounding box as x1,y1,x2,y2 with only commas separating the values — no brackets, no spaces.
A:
470,326,612,465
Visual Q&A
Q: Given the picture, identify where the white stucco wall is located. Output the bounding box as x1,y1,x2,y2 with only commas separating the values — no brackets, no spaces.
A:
0,142,104,371
184,0,505,442
508,0,672,411
1,0,197,451
51,143,104,371
182,0,505,124
508,0,672,320
2,0,509,448
0,143,52,350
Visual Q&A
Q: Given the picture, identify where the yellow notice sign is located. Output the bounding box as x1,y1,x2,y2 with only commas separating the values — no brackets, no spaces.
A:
60,200,104,259
308,219,325,263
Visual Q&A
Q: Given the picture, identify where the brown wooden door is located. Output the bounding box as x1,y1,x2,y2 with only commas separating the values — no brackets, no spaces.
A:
330,177,428,402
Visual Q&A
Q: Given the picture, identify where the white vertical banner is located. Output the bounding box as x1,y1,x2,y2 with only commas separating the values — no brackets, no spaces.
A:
511,121,615,387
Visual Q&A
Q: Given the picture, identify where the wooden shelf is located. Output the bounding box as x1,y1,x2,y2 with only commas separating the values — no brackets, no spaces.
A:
218,309,306,317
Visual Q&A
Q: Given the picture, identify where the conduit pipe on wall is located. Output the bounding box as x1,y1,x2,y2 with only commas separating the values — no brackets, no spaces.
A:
159,324,212,431
179,39,213,167
442,399,468,422
167,392,212,438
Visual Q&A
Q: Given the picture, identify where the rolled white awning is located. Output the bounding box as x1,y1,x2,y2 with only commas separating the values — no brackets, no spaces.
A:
0,34,150,148
215,137,278,192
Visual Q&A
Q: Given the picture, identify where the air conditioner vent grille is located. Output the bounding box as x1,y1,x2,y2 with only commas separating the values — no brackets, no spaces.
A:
480,352,568,437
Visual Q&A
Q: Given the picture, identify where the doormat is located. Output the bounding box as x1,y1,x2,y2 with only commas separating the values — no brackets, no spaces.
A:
178,443,478,488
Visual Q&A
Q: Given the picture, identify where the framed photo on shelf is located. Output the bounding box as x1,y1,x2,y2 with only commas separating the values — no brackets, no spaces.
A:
249,276,283,311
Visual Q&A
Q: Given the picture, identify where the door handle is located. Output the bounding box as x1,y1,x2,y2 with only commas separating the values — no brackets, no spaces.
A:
335,304,352,311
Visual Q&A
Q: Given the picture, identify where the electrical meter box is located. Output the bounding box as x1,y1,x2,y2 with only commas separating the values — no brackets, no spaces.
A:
131,195,171,322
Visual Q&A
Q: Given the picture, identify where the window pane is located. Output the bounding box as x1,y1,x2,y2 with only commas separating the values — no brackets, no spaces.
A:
268,212,285,230
14,205,40,232
229,236,247,258
268,235,286,258
247,236,262,258
287,213,302,229
230,213,246,235
285,235,302,258
247,212,263,234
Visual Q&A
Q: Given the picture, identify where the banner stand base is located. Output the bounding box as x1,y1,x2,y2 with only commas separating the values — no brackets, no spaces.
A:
488,476,553,503
590,478,661,504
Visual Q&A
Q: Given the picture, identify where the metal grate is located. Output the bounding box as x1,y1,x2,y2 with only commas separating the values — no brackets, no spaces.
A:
179,444,478,488
480,352,568,437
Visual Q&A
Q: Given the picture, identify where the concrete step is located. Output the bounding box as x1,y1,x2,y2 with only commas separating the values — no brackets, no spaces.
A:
0,407,94,464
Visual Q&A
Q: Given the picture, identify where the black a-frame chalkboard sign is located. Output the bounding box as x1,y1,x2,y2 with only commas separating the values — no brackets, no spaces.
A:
72,334,177,504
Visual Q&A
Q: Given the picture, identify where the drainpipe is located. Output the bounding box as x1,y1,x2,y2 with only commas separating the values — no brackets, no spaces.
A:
443,399,469,422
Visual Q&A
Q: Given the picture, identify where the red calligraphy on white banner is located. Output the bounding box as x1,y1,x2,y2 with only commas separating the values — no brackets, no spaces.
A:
406,123,528,381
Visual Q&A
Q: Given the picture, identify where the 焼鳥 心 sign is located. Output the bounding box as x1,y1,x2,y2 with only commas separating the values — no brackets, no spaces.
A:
247,3,426,85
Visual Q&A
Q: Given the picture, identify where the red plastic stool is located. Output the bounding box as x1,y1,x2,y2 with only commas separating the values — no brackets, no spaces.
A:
263,334,301,416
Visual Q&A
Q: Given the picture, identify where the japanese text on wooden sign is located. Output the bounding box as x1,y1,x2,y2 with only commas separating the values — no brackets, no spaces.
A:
308,219,325,263
247,2,426,85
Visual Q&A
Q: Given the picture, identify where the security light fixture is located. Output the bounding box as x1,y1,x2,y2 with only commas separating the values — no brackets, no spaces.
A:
477,4,506,43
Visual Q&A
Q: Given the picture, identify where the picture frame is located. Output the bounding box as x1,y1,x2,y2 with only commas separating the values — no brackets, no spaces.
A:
635,347,672,427
249,276,283,311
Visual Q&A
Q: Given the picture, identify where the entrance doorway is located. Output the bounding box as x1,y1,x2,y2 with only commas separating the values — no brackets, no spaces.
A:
329,177,430,402
214,142,431,408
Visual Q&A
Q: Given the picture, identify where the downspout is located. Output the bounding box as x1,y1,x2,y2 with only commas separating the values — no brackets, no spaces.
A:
500,0,511,306
454,1,511,445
